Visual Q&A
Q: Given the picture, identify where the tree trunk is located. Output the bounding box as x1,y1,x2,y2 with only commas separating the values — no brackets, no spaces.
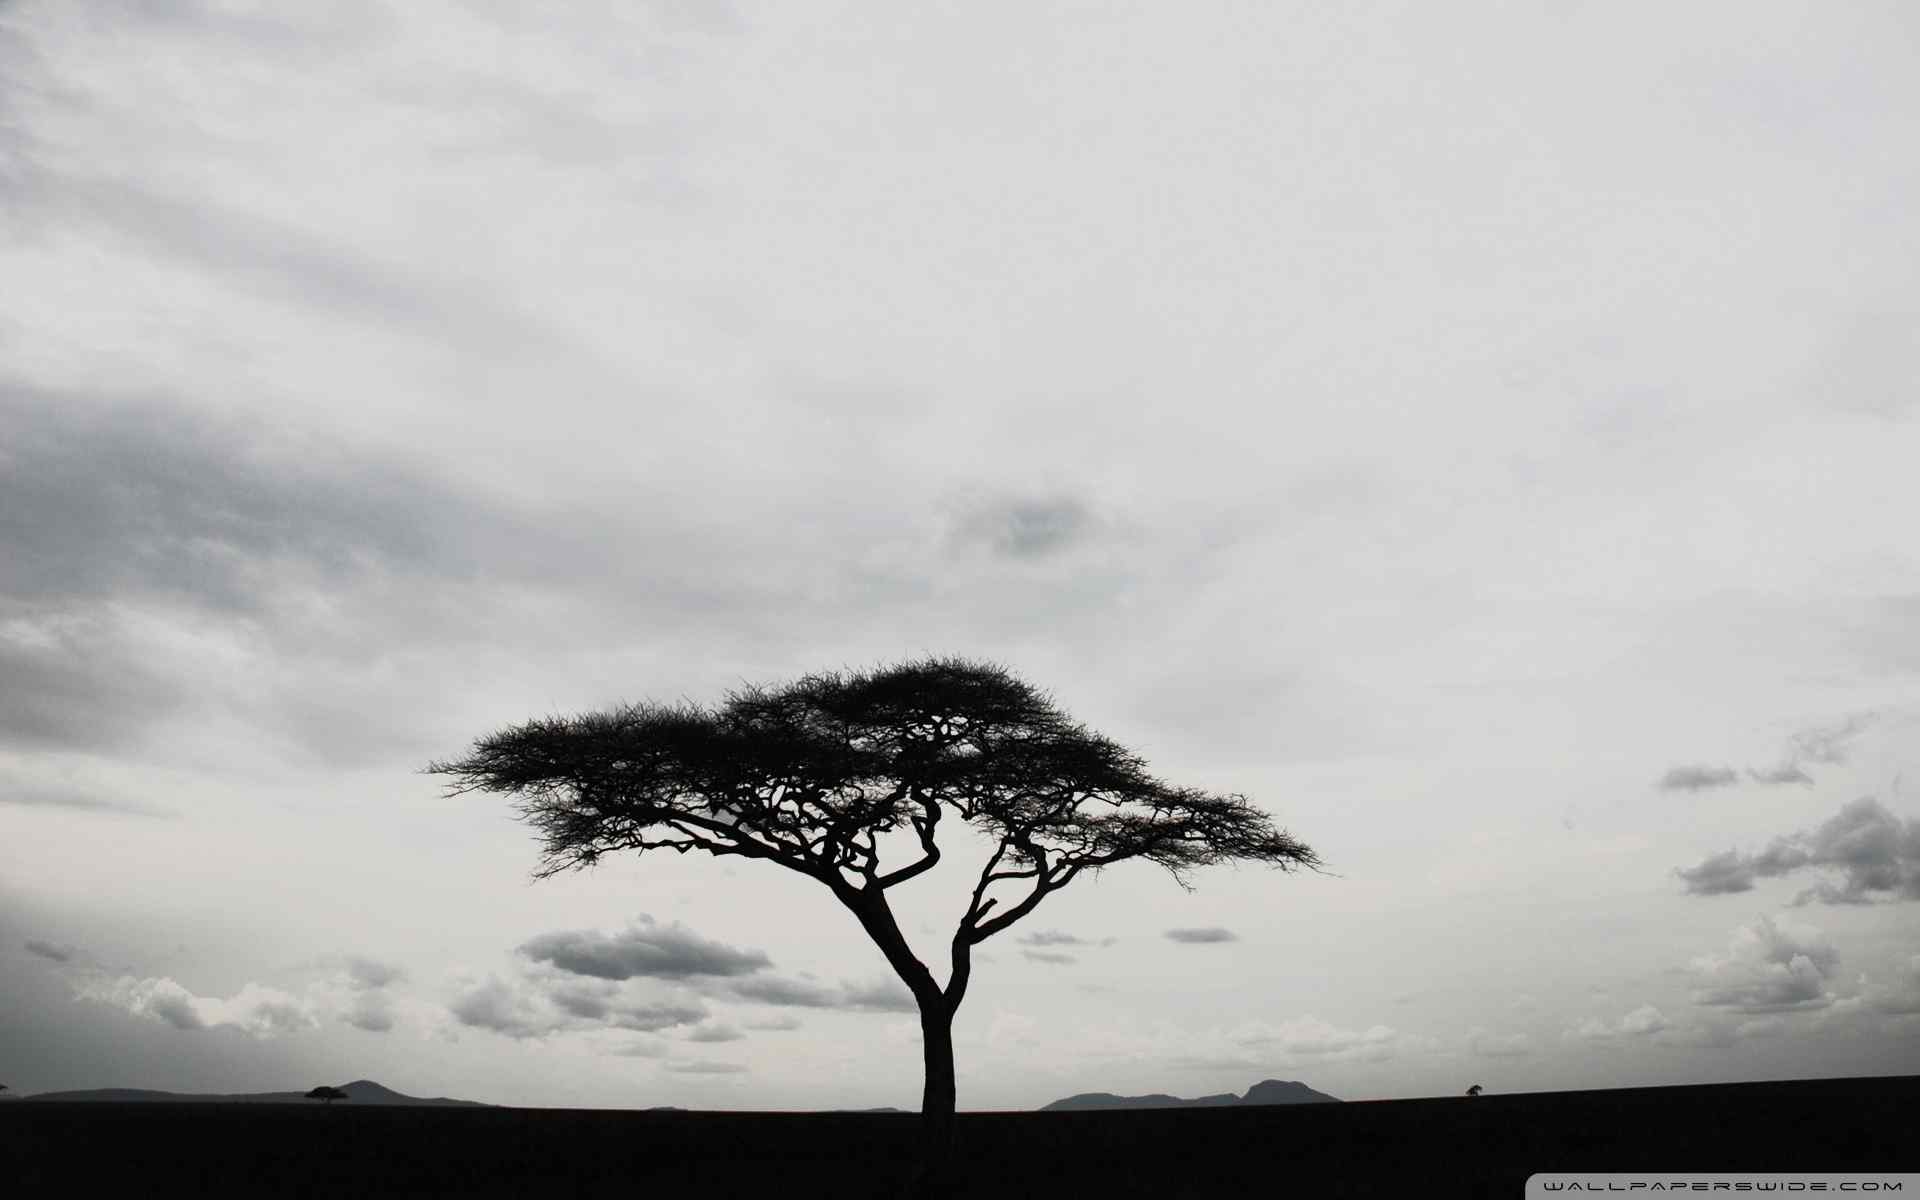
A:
915,1000,958,1198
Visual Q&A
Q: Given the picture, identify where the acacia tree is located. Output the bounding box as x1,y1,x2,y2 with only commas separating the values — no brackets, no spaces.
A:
430,658,1319,1189
304,1086,348,1105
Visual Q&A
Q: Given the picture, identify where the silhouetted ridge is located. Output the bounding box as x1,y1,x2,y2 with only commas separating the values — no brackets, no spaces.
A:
1040,1079,1339,1111
23,1080,488,1106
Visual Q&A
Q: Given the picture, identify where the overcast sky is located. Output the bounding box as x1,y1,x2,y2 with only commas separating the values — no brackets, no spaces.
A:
3,0,1919,1111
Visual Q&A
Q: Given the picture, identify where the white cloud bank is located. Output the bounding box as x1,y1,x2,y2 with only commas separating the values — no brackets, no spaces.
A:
76,975,318,1038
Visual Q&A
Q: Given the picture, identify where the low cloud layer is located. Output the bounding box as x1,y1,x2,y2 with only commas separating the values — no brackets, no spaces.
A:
518,917,772,982
1674,797,1920,904
1227,1016,1401,1062
722,976,915,1013
486,916,916,1037
449,975,709,1040
65,953,411,1038
0,767,172,818
1566,1004,1672,1042
1688,916,1838,1014
665,1060,748,1076
1016,928,1117,966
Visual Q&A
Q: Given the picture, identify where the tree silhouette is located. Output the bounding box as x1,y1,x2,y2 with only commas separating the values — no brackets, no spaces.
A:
305,1086,348,1105
430,657,1320,1194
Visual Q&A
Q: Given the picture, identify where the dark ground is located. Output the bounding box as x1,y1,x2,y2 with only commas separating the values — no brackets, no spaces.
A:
3,1074,1913,1198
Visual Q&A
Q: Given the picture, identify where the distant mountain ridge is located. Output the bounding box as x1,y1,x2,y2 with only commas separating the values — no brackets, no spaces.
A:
1041,1079,1339,1111
22,1079,488,1107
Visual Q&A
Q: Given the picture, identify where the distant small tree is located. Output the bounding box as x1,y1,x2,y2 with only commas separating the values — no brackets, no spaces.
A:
305,1086,348,1105
1466,1084,1483,1097
430,658,1321,1195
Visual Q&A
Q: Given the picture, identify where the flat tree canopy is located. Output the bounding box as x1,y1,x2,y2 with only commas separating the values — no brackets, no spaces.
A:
430,657,1319,1191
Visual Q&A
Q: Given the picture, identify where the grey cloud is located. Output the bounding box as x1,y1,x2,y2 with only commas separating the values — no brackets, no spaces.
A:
0,389,564,756
955,496,1097,559
723,975,838,1008
1790,713,1876,766
1675,797,1920,904
0,768,173,817
1753,840,1814,877
18,169,559,354
1658,765,1739,792
610,1001,710,1033
452,959,715,1040
687,1023,744,1043
0,389,496,615
1695,968,1830,1013
449,978,557,1040
1659,713,1879,796
518,917,771,981
604,1037,670,1058
451,975,708,1039
345,957,404,990
0,619,186,755
343,992,395,1034
0,389,808,763
24,939,74,963
1164,927,1238,944
1017,930,1089,947
1788,797,1920,904
722,975,914,1013
145,988,207,1032
1689,916,1838,1014
743,1014,801,1031
1022,950,1076,966
549,983,615,1021
1676,850,1757,896
836,979,916,1013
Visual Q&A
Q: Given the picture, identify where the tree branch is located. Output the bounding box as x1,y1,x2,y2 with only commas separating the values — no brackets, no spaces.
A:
967,843,1058,944
873,795,943,890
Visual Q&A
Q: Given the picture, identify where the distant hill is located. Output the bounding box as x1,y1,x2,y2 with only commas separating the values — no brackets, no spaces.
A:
1040,1078,1339,1111
23,1079,488,1107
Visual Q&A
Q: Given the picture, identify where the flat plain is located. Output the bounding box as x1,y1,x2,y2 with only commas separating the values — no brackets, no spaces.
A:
4,1074,1913,1197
